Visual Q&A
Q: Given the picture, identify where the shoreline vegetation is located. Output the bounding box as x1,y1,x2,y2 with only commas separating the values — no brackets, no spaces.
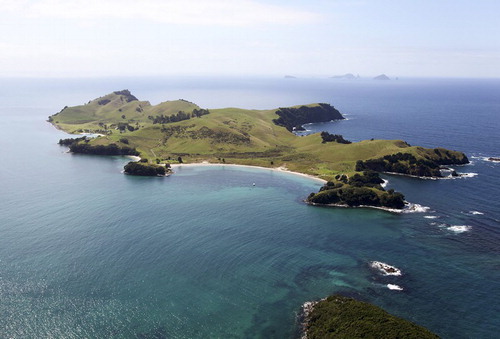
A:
51,89,469,208
300,295,439,339
124,160,171,176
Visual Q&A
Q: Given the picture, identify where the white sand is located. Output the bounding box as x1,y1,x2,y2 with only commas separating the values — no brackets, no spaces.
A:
170,162,327,183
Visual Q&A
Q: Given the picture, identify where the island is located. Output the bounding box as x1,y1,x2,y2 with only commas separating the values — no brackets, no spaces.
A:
301,295,439,338
331,73,358,80
50,90,468,208
374,74,391,80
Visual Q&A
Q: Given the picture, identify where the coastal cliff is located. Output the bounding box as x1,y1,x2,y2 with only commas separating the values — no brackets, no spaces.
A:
272,103,344,131
355,150,469,178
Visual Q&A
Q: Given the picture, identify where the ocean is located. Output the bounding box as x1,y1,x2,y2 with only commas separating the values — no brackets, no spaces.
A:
0,77,498,338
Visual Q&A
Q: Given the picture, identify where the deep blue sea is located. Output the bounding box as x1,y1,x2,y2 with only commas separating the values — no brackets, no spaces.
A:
0,77,499,338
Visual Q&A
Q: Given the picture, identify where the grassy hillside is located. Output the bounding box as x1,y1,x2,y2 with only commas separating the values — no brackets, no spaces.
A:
50,90,467,182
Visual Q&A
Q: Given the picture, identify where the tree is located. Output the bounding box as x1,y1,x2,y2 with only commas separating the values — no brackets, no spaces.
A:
320,131,351,144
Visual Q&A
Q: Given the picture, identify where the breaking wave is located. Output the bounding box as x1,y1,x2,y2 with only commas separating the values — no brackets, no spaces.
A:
403,203,430,213
447,225,472,233
387,284,403,291
436,223,472,234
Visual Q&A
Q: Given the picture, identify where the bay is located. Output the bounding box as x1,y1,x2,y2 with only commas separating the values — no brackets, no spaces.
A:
0,77,498,338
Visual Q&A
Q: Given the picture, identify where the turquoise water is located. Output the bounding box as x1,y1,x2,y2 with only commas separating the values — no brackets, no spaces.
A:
0,77,499,338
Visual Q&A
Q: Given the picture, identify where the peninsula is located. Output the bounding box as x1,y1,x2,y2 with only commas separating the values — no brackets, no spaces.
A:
50,90,468,208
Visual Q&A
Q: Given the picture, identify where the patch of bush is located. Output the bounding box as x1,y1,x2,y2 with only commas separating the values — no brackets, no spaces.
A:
69,143,139,156
113,90,138,102
124,162,167,176
58,136,86,146
320,131,351,144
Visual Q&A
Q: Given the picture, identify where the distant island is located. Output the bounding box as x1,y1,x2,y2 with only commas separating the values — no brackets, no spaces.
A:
374,74,391,80
331,73,359,80
50,90,468,209
301,295,439,338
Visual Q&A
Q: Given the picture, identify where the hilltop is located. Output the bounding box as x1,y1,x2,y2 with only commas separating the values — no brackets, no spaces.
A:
374,74,391,80
50,90,468,208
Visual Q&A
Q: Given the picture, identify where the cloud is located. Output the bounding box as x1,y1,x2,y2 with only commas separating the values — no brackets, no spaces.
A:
0,0,321,26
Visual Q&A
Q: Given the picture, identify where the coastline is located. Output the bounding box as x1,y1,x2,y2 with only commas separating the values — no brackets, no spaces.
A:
383,170,477,180
306,201,430,214
299,299,323,339
170,162,327,184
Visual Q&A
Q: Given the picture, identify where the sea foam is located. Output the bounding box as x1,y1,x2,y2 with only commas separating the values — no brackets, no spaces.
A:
381,179,389,188
387,284,403,291
403,203,430,213
440,171,479,179
475,156,500,163
447,225,472,233
436,223,472,233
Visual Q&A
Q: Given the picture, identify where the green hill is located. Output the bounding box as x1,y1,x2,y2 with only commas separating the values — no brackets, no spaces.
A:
50,90,469,204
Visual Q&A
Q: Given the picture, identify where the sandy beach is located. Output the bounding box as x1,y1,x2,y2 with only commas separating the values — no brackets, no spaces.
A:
170,162,327,184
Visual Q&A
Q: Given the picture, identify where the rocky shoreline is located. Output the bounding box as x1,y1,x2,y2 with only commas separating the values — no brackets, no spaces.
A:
305,201,429,214
298,299,322,339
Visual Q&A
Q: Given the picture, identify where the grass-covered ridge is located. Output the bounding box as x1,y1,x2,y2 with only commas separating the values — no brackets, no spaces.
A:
303,295,439,339
50,90,468,186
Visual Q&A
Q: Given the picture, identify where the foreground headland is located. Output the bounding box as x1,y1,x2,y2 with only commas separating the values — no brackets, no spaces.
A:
300,295,439,339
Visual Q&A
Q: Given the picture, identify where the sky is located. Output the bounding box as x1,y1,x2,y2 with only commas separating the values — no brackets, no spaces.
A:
0,0,499,78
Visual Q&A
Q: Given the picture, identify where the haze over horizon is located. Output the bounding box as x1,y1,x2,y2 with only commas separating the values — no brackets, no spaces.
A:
1,0,499,79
